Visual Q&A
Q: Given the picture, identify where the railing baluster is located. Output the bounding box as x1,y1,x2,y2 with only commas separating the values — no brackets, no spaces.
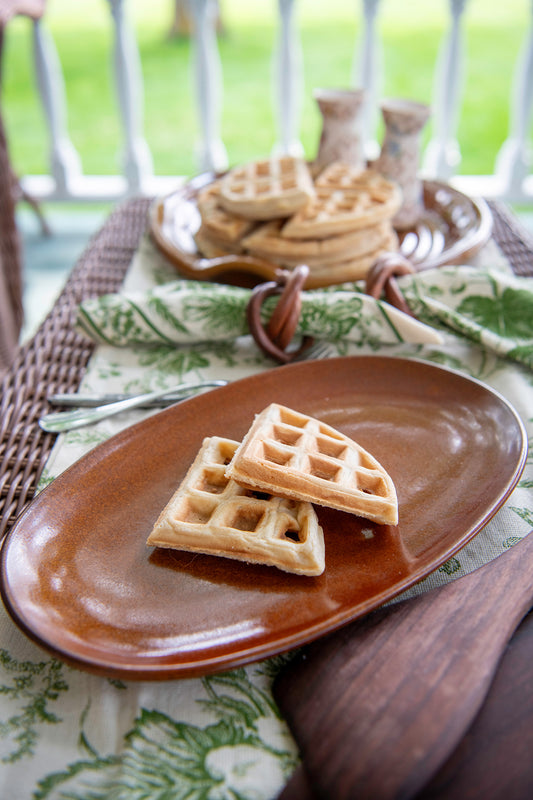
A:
274,0,303,156
31,18,82,197
15,3,532,205
495,0,533,200
190,0,228,173
353,0,382,161
423,0,468,180
108,0,154,193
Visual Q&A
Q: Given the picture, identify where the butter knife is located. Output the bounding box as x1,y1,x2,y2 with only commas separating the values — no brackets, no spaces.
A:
47,390,216,409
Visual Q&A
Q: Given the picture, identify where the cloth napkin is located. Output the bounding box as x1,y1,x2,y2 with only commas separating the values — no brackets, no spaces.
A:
75,265,533,369
76,276,442,349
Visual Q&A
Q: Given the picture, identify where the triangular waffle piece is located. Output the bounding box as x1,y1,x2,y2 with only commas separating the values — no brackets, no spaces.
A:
196,181,255,244
194,224,244,258
218,156,315,221
282,165,402,239
315,162,399,196
226,404,398,526
147,436,325,576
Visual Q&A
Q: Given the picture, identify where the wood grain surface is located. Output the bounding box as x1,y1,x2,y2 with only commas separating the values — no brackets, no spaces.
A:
274,534,533,800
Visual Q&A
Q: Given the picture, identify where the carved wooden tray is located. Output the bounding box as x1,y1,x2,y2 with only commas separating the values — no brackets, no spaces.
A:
149,174,493,289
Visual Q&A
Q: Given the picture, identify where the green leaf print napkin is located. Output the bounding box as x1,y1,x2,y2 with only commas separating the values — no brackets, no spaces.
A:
77,280,442,347
76,279,443,349
398,266,533,370
76,265,533,368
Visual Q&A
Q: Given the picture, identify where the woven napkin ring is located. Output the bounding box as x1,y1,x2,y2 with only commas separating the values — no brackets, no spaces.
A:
247,265,315,363
365,253,417,317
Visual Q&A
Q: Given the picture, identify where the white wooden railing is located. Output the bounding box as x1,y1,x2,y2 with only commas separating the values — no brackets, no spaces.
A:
16,0,533,206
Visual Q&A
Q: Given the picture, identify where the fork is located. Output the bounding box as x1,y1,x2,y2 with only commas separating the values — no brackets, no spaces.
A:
38,380,228,433
38,341,335,434
292,341,334,361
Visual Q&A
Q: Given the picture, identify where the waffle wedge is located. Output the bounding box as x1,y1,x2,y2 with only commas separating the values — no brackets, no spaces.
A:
226,404,398,526
194,225,243,258
218,156,315,221
196,182,254,244
282,165,402,239
147,436,325,576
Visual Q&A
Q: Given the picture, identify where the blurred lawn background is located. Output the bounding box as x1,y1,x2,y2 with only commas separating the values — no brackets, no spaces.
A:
4,0,529,184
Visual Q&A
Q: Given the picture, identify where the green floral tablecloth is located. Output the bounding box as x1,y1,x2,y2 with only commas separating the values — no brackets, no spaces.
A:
1,233,532,800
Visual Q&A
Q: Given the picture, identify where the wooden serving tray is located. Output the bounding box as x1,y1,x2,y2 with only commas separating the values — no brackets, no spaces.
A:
149,173,493,289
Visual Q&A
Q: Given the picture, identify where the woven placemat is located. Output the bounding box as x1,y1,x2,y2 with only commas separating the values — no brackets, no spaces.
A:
0,199,531,539
0,197,150,539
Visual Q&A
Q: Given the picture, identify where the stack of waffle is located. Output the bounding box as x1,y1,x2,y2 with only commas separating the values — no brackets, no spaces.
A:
194,156,402,287
147,404,398,576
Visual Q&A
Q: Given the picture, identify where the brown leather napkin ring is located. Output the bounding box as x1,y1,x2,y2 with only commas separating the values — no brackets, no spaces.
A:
247,265,314,363
365,252,417,317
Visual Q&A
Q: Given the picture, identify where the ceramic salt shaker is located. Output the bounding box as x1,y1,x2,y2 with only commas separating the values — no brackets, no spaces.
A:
375,98,431,229
313,88,366,174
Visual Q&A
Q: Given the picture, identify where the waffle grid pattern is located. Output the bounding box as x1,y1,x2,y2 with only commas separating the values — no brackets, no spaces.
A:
284,167,402,238
252,407,389,499
196,183,253,243
173,438,308,542
218,157,314,219
147,437,325,575
316,163,396,196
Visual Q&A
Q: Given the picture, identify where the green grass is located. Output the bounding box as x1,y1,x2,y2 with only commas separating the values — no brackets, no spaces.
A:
3,0,529,182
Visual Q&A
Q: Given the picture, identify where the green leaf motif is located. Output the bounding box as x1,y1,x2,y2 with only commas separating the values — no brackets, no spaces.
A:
457,288,533,340
138,345,211,377
200,669,281,730
35,712,290,800
503,536,524,549
34,666,295,799
509,506,533,527
36,470,55,492
438,557,461,576
64,428,111,448
299,296,364,341
0,651,68,763
418,350,466,373
148,295,189,334
183,291,249,337
507,343,533,369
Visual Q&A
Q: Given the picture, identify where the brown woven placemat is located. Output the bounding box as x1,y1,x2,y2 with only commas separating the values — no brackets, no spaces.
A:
0,198,531,540
0,197,150,539
488,200,533,276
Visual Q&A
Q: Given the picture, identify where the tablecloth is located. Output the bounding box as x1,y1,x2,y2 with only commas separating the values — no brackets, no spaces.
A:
0,231,532,800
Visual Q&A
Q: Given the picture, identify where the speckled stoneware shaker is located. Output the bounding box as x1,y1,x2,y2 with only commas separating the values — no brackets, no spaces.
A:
313,88,366,174
374,98,431,229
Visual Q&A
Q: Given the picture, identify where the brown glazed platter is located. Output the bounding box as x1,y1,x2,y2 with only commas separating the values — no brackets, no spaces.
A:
149,174,493,288
0,356,526,680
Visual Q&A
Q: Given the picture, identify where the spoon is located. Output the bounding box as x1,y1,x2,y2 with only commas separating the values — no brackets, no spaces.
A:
39,380,228,433
274,531,533,800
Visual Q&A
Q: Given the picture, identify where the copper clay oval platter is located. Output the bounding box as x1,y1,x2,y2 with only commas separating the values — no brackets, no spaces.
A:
0,357,526,680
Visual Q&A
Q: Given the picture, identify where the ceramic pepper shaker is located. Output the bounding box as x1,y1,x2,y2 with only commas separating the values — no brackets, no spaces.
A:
313,88,366,175
375,98,431,229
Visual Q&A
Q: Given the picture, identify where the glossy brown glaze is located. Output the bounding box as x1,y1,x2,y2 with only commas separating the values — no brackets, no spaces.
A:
148,177,493,289
0,357,526,679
